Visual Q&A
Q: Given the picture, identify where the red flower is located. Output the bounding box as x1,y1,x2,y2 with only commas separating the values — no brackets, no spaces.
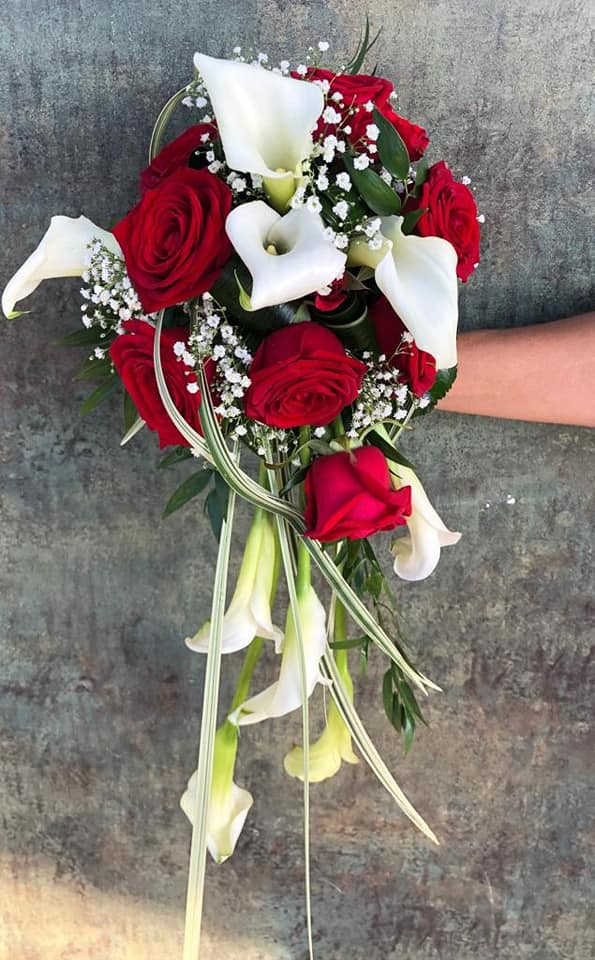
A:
295,67,428,160
369,297,437,396
313,276,349,313
110,319,214,448
244,322,366,428
113,167,233,314
304,446,412,542
416,161,480,282
139,123,217,193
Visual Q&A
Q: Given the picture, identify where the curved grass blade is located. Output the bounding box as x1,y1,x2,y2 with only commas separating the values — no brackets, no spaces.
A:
322,650,439,845
149,87,189,163
183,445,238,960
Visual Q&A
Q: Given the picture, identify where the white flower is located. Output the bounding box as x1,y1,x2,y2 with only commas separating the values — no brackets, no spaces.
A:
2,215,121,319
231,584,327,726
318,40,330,52
181,721,253,863
193,53,323,184
225,200,346,310
306,195,322,214
347,215,458,369
284,654,357,783
335,172,352,191
186,509,282,655
390,464,461,581
353,154,371,171
366,123,380,141
332,200,349,221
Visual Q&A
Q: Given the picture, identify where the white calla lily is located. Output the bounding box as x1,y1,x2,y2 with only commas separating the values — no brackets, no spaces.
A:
226,201,346,310
2,215,122,319
181,721,253,864
194,53,323,190
390,464,461,581
186,509,282,655
231,583,327,726
348,215,458,369
284,651,358,783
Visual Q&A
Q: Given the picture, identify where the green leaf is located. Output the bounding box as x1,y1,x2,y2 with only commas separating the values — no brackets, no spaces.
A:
430,365,458,402
74,357,112,381
205,488,224,540
400,207,428,235
402,709,417,755
345,16,382,75
373,108,410,181
79,376,119,415
415,156,429,187
5,309,31,320
158,446,194,469
279,464,310,497
382,667,394,721
234,270,253,311
367,431,416,471
162,470,212,518
54,327,111,347
328,635,369,651
344,155,401,216
123,390,138,432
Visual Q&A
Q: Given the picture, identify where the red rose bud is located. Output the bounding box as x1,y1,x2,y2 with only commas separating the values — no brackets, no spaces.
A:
110,319,214,448
140,123,218,193
244,322,366,429
369,296,437,396
295,67,428,160
304,446,412,542
113,167,233,313
417,160,481,282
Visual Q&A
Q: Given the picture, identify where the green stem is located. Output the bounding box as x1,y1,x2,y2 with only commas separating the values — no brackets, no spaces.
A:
230,637,265,713
296,539,311,596
183,449,238,960
333,597,348,676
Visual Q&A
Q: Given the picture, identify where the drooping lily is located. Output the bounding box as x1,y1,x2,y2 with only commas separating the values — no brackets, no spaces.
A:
389,463,461,581
231,581,327,726
348,215,458,369
226,201,346,311
180,720,253,864
284,648,358,783
186,508,282,655
194,53,324,209
2,215,122,319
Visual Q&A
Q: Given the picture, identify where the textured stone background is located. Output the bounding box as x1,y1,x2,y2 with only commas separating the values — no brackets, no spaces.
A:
0,1,593,958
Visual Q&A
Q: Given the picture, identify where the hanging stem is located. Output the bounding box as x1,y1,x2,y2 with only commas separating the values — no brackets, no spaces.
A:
183,446,238,960
263,440,314,960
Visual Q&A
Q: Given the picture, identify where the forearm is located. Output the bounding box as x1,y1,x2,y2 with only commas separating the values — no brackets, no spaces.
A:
438,313,595,427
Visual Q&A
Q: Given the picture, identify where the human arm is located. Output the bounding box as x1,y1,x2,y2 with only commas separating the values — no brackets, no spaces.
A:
438,313,595,427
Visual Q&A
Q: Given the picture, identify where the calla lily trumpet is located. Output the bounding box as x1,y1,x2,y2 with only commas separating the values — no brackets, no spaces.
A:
2,215,122,319
181,720,253,864
231,582,327,726
186,509,282,655
284,651,358,783
226,201,346,311
390,463,461,581
194,52,323,193
348,215,458,369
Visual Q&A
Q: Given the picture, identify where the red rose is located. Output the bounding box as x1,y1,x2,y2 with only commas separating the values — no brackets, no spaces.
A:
113,167,233,313
313,276,349,313
295,67,428,160
369,297,437,396
244,322,366,428
417,161,480,281
110,319,214,448
140,123,217,193
304,446,412,542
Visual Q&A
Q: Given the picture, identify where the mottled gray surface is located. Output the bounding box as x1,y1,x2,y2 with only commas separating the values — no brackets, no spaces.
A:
0,1,593,958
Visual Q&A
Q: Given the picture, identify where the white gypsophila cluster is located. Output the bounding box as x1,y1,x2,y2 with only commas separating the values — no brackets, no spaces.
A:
347,349,413,438
80,241,153,353
187,294,295,454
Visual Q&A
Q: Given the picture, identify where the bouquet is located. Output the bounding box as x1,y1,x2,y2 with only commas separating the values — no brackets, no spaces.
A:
3,25,481,960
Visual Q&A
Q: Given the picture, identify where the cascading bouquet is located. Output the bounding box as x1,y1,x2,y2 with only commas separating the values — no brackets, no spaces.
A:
3,26,481,960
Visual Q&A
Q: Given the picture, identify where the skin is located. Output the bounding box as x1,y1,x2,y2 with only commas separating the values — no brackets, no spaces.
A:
438,313,595,427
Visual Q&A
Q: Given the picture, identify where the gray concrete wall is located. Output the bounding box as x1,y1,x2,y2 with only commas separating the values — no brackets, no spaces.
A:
0,2,593,958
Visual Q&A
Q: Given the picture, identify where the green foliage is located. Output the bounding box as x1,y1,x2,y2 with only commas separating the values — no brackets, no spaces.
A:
373,107,410,181
344,155,401,216
54,327,112,347
158,446,194,469
367,430,416,471
204,470,230,540
79,376,119,415
383,663,427,754
123,390,138,432
162,469,212,518
414,365,458,417
400,207,428,235
345,16,382,75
